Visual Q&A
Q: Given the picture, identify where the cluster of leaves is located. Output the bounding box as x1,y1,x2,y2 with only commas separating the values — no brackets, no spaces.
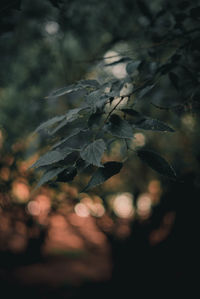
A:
31,73,176,191
31,0,200,191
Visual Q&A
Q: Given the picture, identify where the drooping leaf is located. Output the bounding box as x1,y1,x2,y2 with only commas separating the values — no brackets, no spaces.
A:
78,79,100,89
137,150,176,178
106,114,133,138
35,166,67,189
80,139,106,167
83,161,123,191
46,84,79,99
34,114,66,133
45,80,99,99
169,72,179,90
54,130,91,151
51,127,83,149
50,107,88,135
30,148,73,168
134,118,175,132
56,166,77,182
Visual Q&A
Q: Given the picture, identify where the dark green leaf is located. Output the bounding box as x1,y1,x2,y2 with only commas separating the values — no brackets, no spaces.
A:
57,166,77,182
137,150,176,178
51,127,83,150
55,130,91,151
85,90,109,112
88,112,102,127
134,118,175,132
78,79,100,89
83,161,123,191
35,166,67,189
50,107,87,135
75,159,90,173
80,139,106,167
106,114,133,138
46,84,79,99
34,114,66,133
30,148,73,168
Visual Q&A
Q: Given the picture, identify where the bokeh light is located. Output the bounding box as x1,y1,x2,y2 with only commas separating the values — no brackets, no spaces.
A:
112,192,135,219
136,193,152,219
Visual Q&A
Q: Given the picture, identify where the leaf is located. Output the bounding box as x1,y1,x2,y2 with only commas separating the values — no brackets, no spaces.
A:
35,166,67,189
106,114,133,138
50,107,87,135
34,114,66,133
45,80,99,99
80,139,106,167
51,127,83,149
83,161,123,191
85,90,109,112
88,112,102,127
46,84,79,99
137,150,176,178
126,60,141,75
134,118,175,132
169,72,179,90
75,159,90,173
56,166,77,182
54,130,91,151
78,79,100,89
30,148,73,168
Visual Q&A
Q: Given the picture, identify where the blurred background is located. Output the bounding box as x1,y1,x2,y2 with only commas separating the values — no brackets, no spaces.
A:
0,0,199,298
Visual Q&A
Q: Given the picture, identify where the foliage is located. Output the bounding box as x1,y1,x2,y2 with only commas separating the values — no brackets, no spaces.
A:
30,0,200,191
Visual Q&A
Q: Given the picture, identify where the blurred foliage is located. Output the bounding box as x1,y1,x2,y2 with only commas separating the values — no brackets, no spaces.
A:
0,0,200,296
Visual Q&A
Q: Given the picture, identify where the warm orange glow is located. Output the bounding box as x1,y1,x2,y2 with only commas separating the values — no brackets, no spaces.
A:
0,167,10,181
137,193,152,219
80,196,105,217
12,180,30,202
148,180,162,204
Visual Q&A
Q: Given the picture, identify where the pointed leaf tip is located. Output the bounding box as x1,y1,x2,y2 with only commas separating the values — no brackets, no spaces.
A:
83,161,123,191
